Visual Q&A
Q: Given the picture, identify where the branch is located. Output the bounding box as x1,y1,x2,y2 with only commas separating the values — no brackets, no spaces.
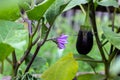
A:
12,50,17,76
32,35,40,46
89,3,107,62
109,48,119,63
109,8,116,55
24,43,41,72
16,46,32,73
15,13,34,72
24,18,32,36
20,13,32,36
32,19,41,37
32,20,41,46
25,24,53,72
89,2,109,79
41,24,53,45
102,40,109,47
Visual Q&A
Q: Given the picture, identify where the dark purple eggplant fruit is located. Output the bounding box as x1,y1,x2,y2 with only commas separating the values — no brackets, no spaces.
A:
76,30,93,55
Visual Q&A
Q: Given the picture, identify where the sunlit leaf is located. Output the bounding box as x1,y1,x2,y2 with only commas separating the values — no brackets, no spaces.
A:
110,56,120,77
45,0,71,25
0,0,20,21
18,0,31,11
77,73,105,80
0,20,27,50
27,0,55,20
64,0,88,11
98,0,119,8
41,53,78,80
102,26,120,49
0,43,14,62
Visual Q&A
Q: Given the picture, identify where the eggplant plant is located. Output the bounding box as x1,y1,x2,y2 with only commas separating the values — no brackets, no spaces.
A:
0,0,120,80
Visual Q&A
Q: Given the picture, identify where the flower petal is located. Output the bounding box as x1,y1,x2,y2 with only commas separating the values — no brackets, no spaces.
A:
59,34,68,39
58,43,65,49
56,34,68,49
57,39,68,44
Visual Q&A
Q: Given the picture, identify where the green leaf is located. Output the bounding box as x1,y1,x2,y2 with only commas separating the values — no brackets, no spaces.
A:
0,43,14,62
74,54,101,63
77,73,105,80
45,0,71,25
0,20,27,50
41,53,78,80
64,0,88,11
0,0,20,21
27,0,55,20
102,26,120,49
110,56,120,77
74,54,98,72
97,0,119,8
25,53,46,70
18,0,31,11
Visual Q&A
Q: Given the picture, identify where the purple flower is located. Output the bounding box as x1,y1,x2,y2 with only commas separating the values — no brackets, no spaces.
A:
56,34,68,49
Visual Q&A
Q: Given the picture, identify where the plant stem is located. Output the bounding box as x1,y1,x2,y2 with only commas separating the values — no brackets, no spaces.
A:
24,19,32,36
102,40,108,47
109,49,118,63
24,21,41,72
79,5,86,15
107,8,117,60
17,17,33,69
104,8,116,79
32,19,41,37
12,50,17,76
89,1,109,79
16,45,32,73
104,62,110,79
14,11,40,76
25,44,41,72
109,8,116,55
25,24,53,72
32,35,40,46
89,3,107,62
32,20,41,46
111,8,116,32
